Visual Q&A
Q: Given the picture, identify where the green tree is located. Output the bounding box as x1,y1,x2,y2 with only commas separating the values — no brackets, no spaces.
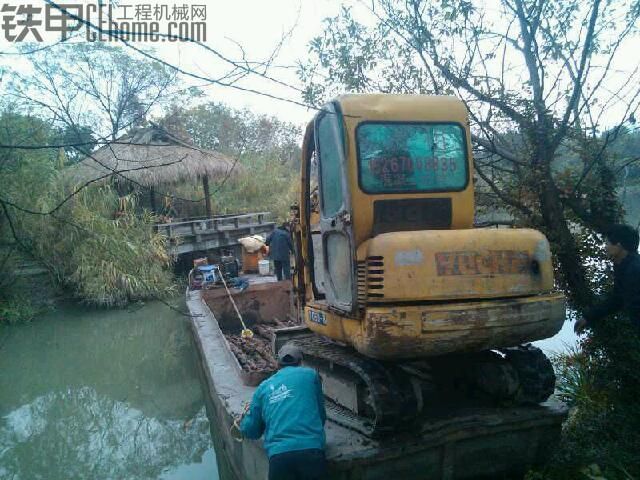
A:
0,44,192,316
0,116,175,313
156,104,301,220
0,112,58,322
57,124,96,164
35,185,175,307
165,102,301,164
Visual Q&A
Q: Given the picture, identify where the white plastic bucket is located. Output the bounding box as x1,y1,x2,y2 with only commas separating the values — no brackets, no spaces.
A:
258,259,271,276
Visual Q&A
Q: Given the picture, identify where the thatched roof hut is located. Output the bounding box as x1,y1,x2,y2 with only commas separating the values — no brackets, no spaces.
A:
71,124,238,217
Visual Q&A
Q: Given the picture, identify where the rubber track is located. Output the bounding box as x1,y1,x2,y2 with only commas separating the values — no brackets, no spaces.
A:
292,336,419,437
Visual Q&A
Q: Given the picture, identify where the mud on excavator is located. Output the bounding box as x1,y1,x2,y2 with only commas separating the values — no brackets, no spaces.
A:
289,94,565,436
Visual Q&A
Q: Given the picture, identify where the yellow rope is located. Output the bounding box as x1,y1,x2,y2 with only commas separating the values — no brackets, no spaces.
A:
230,402,251,443
215,266,253,339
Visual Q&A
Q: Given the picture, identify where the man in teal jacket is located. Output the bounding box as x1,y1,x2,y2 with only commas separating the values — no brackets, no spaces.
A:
240,343,327,480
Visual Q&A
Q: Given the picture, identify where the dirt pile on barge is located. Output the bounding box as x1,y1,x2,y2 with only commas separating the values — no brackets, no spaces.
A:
225,317,298,374
202,278,300,385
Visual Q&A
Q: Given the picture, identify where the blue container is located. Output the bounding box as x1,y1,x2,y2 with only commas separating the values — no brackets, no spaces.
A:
198,265,217,283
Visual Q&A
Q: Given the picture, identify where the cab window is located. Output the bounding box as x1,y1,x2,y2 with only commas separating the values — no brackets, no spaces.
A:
357,122,468,193
317,113,344,216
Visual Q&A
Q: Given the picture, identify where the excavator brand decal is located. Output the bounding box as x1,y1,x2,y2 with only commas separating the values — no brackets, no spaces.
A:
435,250,531,276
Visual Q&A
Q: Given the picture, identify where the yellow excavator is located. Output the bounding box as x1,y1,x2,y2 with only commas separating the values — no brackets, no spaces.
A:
290,94,565,436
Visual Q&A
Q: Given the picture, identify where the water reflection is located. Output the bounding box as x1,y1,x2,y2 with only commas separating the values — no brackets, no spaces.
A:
0,298,585,479
0,300,218,480
0,389,214,480
534,318,581,354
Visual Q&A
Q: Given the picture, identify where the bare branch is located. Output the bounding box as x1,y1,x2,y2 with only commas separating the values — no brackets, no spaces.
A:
552,0,601,150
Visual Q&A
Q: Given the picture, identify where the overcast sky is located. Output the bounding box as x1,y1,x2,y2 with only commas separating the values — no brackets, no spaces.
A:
0,0,347,126
151,0,344,125
0,0,638,130
148,0,637,130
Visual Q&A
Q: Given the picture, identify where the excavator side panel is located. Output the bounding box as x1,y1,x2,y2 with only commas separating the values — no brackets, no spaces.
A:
357,228,555,303
305,293,565,359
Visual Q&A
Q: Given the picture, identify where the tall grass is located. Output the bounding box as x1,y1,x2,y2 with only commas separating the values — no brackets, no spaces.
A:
171,153,298,222
32,185,176,307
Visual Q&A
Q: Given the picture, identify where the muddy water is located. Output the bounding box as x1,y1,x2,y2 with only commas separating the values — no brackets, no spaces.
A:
0,300,221,480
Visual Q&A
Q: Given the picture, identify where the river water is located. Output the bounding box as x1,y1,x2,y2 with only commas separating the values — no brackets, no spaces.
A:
0,300,221,480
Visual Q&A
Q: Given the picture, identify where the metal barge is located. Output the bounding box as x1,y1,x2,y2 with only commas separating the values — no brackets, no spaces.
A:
187,278,567,480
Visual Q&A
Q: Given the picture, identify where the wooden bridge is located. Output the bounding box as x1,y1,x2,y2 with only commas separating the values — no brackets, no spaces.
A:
155,212,275,255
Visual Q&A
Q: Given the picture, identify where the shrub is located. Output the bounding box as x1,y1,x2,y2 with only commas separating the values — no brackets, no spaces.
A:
532,320,640,479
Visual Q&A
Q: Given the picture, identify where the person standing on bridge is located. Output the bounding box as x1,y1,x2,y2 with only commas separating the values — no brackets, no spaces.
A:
239,344,328,480
266,224,294,281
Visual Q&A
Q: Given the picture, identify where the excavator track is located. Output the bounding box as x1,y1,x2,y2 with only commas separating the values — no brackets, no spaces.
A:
503,344,556,404
290,337,557,437
290,336,424,437
444,344,556,405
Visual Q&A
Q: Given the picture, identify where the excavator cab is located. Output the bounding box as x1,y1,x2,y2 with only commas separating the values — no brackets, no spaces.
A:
294,94,564,359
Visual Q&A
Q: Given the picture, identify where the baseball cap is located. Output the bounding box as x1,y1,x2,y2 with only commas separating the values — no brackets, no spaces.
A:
277,343,302,366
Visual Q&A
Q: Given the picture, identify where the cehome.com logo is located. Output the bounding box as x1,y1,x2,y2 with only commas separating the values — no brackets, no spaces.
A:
1,2,208,43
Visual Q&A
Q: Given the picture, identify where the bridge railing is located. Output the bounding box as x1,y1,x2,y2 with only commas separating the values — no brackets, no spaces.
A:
154,212,276,254
154,212,273,238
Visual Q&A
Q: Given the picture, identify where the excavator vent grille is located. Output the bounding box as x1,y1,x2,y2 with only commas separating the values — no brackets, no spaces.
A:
357,260,367,309
357,256,385,309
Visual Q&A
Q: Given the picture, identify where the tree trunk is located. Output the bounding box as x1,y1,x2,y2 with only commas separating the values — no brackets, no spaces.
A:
202,176,212,218
537,166,594,310
149,186,157,214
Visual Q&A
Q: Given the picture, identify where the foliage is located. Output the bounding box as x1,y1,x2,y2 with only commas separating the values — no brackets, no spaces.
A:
1,42,192,311
156,104,301,221
164,102,301,164
0,111,58,219
0,112,59,323
299,0,640,312
1,111,175,311
169,153,298,222
33,185,176,307
211,154,298,221
4,43,184,142
56,124,96,164
0,290,41,325
531,322,640,479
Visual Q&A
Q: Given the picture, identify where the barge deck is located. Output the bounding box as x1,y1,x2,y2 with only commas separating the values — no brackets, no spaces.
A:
187,285,567,480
